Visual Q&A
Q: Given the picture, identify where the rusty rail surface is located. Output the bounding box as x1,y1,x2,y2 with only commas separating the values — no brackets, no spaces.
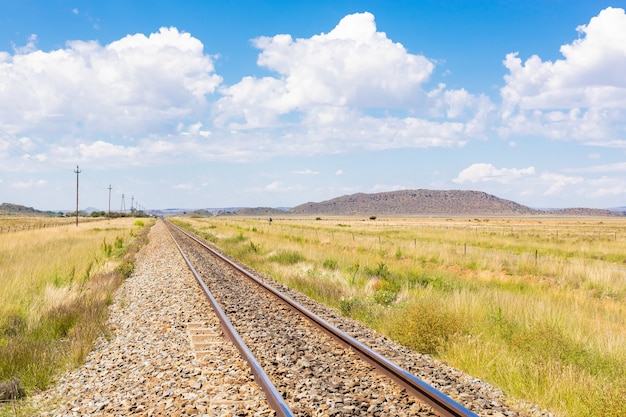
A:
165,220,479,417
165,221,295,417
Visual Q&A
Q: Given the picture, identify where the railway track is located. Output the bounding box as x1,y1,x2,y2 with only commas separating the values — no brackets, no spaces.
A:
164,220,490,417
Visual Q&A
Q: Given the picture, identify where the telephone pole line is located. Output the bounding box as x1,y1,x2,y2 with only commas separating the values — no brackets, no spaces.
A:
108,184,112,220
74,165,81,226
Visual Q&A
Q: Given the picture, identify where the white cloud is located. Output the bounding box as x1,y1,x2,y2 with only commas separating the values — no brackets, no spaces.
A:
213,12,493,154
11,179,47,189
452,165,626,207
12,34,38,54
172,183,194,190
215,12,435,125
292,169,319,175
0,28,222,137
454,163,536,184
539,172,584,195
500,7,626,144
264,181,283,191
585,176,626,198
1,14,498,170
564,162,626,173
253,12,433,108
371,184,405,193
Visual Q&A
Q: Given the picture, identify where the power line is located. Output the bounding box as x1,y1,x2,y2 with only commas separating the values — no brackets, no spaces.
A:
74,165,81,226
0,128,72,172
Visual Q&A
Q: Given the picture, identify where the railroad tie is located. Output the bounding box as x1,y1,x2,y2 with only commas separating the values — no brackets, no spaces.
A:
187,321,224,360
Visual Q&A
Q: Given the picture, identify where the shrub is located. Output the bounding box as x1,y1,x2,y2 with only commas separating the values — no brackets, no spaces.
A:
268,250,305,265
339,296,372,322
384,297,463,355
373,289,397,305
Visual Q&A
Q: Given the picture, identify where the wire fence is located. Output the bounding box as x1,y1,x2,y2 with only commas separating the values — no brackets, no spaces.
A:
0,217,106,233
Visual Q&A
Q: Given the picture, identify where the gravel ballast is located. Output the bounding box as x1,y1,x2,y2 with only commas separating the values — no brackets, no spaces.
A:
31,221,272,416
24,220,551,417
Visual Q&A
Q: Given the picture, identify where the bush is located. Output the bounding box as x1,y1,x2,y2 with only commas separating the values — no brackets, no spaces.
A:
268,250,306,265
373,289,397,305
340,296,372,322
384,297,463,355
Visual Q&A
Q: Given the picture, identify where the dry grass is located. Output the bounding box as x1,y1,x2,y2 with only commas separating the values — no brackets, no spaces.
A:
173,215,626,417
0,217,152,411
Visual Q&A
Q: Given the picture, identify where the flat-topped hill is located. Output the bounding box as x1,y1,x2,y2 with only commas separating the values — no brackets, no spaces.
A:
289,189,540,216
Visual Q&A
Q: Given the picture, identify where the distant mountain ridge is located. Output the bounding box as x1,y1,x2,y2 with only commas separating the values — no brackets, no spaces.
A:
289,189,539,216
0,203,58,216
4,190,624,217
214,189,622,217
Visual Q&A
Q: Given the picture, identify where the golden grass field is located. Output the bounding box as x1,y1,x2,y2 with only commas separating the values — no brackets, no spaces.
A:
173,215,626,417
0,216,152,415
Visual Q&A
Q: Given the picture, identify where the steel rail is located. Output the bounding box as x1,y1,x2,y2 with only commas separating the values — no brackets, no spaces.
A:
167,220,479,417
164,221,295,417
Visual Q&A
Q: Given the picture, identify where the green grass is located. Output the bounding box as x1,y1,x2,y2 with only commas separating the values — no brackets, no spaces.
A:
173,215,626,417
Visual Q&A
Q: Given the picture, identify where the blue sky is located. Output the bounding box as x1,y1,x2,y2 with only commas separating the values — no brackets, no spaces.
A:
1,1,626,211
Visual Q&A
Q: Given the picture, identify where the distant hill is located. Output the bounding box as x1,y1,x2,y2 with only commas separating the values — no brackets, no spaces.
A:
220,207,289,216
4,190,623,218
0,203,58,216
288,189,541,216
548,207,621,217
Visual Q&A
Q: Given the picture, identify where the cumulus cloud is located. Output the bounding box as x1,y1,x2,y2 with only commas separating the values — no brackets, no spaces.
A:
0,28,222,137
247,181,302,194
11,179,47,189
452,164,623,206
540,172,584,195
218,14,423,117
253,12,433,108
454,163,536,184
500,7,626,144
0,13,498,171
213,12,493,153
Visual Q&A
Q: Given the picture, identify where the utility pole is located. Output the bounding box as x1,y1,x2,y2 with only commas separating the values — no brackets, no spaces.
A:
74,165,81,226
131,195,134,213
108,184,112,220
